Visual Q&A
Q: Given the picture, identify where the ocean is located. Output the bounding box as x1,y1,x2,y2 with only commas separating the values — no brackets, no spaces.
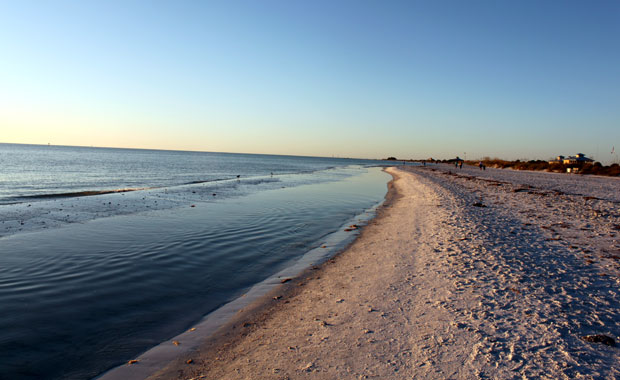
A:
0,144,393,379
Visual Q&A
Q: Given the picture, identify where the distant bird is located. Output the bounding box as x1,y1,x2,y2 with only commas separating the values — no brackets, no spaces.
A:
236,175,241,179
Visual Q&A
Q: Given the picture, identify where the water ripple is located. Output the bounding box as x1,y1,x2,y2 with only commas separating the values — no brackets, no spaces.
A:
0,167,390,380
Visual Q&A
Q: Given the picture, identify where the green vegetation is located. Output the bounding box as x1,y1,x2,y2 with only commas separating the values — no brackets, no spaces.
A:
383,156,619,177
462,158,620,177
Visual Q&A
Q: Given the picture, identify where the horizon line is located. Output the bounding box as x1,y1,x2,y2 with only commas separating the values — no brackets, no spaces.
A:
0,141,384,162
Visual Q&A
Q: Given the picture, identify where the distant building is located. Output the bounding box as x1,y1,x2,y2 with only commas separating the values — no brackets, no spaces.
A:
563,153,594,165
549,153,594,165
548,153,595,173
548,155,565,164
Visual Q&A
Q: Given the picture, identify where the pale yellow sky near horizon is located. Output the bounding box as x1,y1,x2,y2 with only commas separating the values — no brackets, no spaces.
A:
1,116,399,159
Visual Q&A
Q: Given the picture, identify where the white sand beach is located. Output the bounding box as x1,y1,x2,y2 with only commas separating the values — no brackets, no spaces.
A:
149,165,619,380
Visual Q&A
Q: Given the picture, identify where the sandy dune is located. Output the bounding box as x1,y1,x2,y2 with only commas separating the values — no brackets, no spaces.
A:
150,166,619,380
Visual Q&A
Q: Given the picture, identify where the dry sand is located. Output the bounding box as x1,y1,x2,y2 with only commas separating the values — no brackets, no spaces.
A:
148,165,619,380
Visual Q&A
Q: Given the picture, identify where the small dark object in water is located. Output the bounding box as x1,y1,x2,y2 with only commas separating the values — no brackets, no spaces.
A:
344,224,359,232
213,193,216,196
472,202,486,207
236,175,241,178
581,334,616,346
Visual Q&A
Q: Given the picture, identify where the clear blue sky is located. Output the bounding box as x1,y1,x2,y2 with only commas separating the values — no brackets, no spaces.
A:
1,0,619,162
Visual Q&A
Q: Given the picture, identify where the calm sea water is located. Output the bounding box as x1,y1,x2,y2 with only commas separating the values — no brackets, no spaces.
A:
0,144,391,379
0,143,384,204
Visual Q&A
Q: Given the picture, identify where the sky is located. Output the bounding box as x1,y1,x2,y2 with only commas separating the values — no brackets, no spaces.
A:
1,1,619,162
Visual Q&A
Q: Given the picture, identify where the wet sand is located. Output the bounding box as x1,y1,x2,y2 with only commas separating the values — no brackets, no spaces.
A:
146,165,619,380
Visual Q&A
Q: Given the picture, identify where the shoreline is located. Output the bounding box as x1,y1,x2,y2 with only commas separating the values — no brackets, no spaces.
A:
144,166,413,379
147,165,618,379
0,164,391,380
96,169,394,380
147,166,420,380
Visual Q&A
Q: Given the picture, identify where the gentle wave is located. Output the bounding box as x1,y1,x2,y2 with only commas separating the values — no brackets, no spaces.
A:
186,178,229,185
3,177,284,205
13,188,151,200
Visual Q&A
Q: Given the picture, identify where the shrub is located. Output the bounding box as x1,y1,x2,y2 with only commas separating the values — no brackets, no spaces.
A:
471,158,618,177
